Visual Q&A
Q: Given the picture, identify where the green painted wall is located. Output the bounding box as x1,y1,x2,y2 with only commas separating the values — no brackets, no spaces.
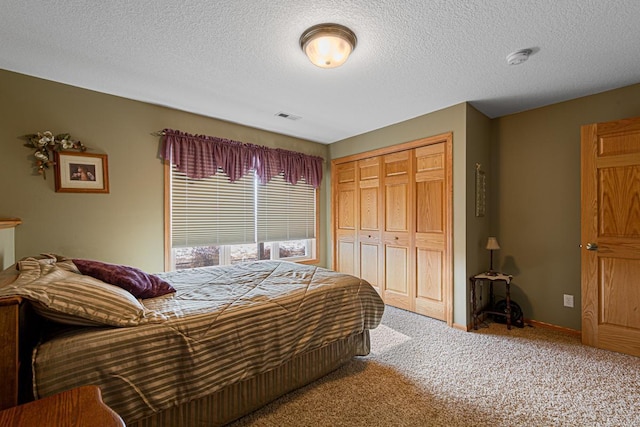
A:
0,70,328,273
4,67,640,330
464,104,493,308
329,83,640,331
491,83,640,330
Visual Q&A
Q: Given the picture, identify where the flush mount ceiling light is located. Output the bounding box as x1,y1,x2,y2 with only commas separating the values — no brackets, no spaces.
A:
300,23,357,68
506,49,533,65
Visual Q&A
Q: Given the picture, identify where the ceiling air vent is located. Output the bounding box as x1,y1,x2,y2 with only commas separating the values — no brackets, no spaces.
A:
275,112,302,121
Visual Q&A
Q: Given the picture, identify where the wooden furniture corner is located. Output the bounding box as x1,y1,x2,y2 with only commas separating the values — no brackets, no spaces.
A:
0,294,42,411
0,296,21,410
0,385,124,427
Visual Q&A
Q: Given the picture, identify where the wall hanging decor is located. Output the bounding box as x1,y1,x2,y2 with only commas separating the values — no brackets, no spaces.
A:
475,163,486,217
23,131,86,179
54,151,109,193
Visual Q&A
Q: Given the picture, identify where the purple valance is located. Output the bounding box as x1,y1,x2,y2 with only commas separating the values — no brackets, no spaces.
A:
160,129,323,188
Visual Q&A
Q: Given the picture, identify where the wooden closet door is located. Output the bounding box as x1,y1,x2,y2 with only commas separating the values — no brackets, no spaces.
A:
334,162,357,276
358,158,383,296
383,151,413,310
331,132,453,325
414,144,447,320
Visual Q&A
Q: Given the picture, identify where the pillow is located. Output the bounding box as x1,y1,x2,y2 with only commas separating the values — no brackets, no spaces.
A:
72,259,175,299
18,253,81,274
0,259,167,327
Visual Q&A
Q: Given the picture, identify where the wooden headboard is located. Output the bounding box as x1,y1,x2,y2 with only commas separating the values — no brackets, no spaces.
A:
0,268,42,410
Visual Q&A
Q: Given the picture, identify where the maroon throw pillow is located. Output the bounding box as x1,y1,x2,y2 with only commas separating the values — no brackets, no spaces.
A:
72,259,175,299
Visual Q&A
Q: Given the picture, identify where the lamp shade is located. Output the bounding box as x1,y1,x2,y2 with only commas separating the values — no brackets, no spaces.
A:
486,237,500,250
300,23,357,68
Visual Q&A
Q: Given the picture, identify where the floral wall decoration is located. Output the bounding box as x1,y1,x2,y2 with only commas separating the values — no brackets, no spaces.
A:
23,131,86,179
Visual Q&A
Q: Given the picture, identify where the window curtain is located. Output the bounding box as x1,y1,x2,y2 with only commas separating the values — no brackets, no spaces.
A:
160,129,323,188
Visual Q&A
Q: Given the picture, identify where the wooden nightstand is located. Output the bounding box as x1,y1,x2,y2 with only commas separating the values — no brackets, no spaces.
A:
470,272,514,330
0,385,124,427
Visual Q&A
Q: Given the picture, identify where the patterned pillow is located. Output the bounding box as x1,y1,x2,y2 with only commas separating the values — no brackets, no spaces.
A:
19,253,81,273
72,259,176,299
0,258,167,327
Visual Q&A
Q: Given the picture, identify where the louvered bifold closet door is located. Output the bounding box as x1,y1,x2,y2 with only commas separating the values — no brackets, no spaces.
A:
256,174,316,243
171,167,256,248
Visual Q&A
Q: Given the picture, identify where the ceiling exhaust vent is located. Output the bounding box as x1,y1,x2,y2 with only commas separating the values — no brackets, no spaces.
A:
275,112,302,121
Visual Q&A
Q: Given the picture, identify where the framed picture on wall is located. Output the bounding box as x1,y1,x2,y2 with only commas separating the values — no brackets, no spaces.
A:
54,152,109,193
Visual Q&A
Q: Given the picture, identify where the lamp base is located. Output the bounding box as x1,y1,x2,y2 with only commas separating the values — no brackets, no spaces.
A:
485,270,498,276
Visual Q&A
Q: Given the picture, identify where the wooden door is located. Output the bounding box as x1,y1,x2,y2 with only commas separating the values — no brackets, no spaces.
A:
581,116,640,357
413,144,447,320
383,151,413,310
334,162,358,276
358,158,383,296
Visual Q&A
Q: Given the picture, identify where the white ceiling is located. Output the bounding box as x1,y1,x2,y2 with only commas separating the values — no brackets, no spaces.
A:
2,1,640,144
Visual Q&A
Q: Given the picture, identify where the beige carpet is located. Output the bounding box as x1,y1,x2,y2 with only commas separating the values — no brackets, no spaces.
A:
229,306,640,426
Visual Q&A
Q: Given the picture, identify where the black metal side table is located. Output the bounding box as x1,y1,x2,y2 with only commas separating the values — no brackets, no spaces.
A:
470,272,514,330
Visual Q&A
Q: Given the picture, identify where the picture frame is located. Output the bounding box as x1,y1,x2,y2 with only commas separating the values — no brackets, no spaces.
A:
54,151,109,193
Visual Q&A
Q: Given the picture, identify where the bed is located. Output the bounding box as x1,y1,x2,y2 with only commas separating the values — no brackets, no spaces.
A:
0,255,384,426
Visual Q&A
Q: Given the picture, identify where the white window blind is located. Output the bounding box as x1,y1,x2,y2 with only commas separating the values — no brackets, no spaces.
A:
171,166,255,248
257,174,316,243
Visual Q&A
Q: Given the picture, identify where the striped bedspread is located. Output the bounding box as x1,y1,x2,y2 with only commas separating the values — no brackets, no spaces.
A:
32,261,385,423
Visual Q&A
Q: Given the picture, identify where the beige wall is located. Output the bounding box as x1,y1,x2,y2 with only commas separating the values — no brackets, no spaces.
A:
329,83,640,331
464,104,492,302
491,83,640,330
328,103,487,328
0,70,328,272
5,68,640,330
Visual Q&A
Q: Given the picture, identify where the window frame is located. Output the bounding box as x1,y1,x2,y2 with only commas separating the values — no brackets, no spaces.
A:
163,160,319,271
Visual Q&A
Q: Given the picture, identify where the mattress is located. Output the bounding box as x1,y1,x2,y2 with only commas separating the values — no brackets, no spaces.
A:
31,261,385,423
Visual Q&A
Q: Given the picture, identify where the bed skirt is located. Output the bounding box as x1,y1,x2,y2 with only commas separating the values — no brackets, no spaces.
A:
128,331,370,427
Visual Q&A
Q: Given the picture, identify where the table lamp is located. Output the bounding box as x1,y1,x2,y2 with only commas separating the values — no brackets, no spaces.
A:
486,237,500,275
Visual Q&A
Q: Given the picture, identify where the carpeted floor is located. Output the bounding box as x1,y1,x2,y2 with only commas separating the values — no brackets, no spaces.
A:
229,306,640,426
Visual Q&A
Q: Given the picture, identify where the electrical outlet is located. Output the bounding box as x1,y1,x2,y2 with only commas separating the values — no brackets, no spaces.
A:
563,294,574,308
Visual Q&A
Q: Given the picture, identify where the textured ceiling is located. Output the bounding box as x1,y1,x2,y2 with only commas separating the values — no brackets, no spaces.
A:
2,0,640,144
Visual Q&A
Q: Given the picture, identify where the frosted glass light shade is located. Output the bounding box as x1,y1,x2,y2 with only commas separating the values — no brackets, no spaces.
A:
300,23,357,69
486,237,500,250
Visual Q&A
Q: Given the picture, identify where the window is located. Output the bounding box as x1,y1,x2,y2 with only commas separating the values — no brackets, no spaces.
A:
168,166,317,270
257,174,316,243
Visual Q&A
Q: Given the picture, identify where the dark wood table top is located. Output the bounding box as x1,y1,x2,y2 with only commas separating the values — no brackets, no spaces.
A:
0,385,124,427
